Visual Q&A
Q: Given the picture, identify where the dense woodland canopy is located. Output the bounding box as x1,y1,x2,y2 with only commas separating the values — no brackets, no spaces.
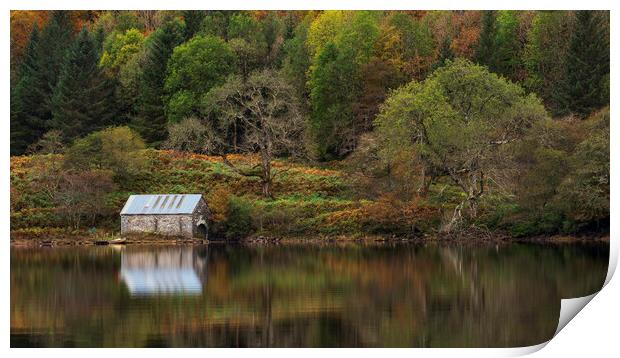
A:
10,10,610,238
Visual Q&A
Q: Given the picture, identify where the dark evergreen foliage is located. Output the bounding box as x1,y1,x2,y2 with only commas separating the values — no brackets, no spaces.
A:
493,11,523,82
563,11,610,116
51,28,117,141
474,11,498,72
182,10,206,40
11,23,44,154
93,25,106,54
34,11,75,128
131,19,185,144
11,11,74,154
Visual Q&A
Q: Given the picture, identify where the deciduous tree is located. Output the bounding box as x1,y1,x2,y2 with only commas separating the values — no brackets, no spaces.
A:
164,35,234,122
203,70,304,198
164,117,212,153
375,59,548,231
307,11,381,160
99,28,145,76
64,126,147,183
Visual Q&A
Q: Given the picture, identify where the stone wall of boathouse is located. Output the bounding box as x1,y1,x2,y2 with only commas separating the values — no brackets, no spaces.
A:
121,214,195,238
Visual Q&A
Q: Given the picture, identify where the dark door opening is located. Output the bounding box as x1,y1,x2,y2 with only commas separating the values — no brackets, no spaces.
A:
196,224,208,239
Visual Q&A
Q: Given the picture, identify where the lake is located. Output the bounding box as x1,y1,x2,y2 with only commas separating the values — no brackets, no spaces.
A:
10,241,608,348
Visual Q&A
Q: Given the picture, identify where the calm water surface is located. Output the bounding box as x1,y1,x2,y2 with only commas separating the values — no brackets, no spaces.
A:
11,242,608,347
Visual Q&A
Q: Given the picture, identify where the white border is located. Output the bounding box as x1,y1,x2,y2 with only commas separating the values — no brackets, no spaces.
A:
3,1,618,356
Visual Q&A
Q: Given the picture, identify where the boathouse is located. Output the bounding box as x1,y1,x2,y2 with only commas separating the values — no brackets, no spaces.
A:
120,194,210,239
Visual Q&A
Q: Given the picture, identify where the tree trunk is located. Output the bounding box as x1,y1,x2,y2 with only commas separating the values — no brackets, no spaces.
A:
232,121,238,152
261,178,272,199
260,151,273,199
443,201,464,233
467,197,478,218
418,167,432,195
466,170,484,218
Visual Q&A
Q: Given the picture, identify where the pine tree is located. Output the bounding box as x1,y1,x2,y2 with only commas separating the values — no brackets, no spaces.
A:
494,11,522,81
34,11,75,130
10,23,45,154
563,11,610,116
132,19,185,144
182,10,206,40
474,10,498,72
524,11,573,116
93,25,106,54
51,28,116,141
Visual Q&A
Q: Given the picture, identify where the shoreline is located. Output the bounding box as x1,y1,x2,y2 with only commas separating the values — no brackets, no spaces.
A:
9,230,609,248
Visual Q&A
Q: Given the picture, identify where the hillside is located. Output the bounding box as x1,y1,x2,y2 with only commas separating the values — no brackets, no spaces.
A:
10,150,445,241
9,11,609,242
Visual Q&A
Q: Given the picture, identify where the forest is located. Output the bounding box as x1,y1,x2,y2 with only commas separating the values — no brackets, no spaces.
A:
9,10,610,240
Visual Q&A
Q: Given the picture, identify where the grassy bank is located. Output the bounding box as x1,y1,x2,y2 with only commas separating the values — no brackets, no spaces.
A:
9,149,607,242
11,150,441,240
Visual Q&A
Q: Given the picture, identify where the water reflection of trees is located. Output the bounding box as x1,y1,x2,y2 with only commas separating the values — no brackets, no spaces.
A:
11,243,608,347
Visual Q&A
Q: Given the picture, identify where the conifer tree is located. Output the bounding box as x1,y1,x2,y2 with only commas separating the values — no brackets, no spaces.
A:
182,10,206,40
51,28,116,141
11,11,74,153
11,23,44,154
524,11,573,116
563,11,609,116
474,10,498,72
494,11,522,81
132,19,185,144
35,11,75,128
93,25,106,54
10,90,26,155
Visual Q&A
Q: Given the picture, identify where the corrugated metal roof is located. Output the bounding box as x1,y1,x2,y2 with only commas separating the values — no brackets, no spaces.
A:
120,194,203,215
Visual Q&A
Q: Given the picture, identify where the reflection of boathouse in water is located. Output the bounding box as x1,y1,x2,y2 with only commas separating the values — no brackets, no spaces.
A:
120,248,208,296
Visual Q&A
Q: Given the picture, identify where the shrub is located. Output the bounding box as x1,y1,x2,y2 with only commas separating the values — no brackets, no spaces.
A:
359,194,440,235
53,169,117,229
64,126,147,184
10,208,62,229
27,130,65,154
163,117,211,153
207,184,233,223
224,196,254,239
